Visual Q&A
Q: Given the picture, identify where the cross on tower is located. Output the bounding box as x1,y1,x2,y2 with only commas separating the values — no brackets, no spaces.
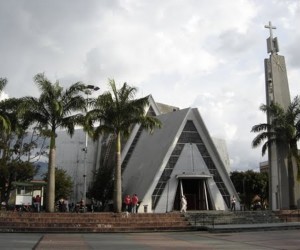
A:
265,21,278,54
265,21,276,40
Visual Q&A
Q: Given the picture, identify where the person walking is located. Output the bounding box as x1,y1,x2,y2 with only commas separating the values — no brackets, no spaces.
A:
131,194,139,213
180,195,187,213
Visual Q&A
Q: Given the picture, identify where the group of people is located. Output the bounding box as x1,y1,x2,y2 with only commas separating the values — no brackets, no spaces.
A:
124,194,139,213
57,198,87,213
30,194,237,213
57,197,70,212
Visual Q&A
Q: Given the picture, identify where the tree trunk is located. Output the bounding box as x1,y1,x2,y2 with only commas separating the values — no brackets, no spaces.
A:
114,132,122,213
46,135,56,212
288,155,296,209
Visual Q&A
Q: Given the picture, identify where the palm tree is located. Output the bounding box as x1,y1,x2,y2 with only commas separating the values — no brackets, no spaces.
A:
251,96,300,209
0,97,27,157
22,73,86,212
86,79,161,212
0,78,11,132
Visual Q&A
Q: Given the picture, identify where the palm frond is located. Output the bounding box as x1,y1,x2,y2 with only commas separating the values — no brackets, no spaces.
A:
251,123,270,133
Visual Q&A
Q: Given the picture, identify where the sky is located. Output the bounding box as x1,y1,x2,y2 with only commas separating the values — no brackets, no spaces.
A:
1,0,300,172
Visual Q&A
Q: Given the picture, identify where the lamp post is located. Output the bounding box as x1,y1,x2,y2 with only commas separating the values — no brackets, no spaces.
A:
83,84,99,211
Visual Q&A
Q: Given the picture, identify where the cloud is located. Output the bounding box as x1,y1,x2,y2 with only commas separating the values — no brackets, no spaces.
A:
0,92,9,101
0,0,299,172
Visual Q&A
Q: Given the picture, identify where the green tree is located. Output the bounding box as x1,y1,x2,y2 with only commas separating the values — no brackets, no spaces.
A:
251,96,300,209
230,170,268,209
255,171,269,206
0,161,37,204
230,171,245,203
86,79,162,212
0,78,11,132
88,162,114,211
43,168,73,202
0,97,41,203
21,73,86,212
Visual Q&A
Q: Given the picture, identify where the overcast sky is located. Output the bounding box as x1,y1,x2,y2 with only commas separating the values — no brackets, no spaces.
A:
1,0,300,172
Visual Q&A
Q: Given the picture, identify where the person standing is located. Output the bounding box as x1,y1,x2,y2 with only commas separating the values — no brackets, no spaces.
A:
180,195,187,213
231,195,236,211
34,195,41,212
131,194,139,213
64,198,69,212
124,194,131,212
91,198,95,212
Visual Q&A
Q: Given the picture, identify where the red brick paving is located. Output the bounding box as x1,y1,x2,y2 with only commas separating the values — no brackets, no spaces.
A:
34,234,90,250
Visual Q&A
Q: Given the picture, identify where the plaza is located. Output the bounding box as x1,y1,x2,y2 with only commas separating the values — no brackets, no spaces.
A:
1,230,300,250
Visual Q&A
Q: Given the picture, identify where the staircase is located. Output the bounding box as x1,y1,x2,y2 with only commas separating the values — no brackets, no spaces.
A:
185,210,283,228
274,209,300,222
0,212,192,233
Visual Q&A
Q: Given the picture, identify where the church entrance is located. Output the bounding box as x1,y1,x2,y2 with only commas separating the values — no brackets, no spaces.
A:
174,179,212,211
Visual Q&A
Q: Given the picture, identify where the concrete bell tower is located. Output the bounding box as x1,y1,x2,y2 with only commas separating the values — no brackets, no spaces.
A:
264,21,299,210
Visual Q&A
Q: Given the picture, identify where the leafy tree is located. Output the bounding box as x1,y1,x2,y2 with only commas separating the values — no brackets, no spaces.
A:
0,95,42,203
86,79,162,212
0,161,37,204
230,170,268,209
88,162,114,211
43,168,73,202
251,96,300,209
230,171,245,203
0,78,11,132
0,99,47,203
20,73,86,212
255,171,269,206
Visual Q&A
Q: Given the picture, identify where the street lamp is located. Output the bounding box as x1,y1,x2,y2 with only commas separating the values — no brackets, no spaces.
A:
83,84,99,211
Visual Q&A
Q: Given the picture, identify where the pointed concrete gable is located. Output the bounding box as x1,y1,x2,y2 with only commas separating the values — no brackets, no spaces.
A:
122,108,190,202
122,108,239,213
121,95,162,172
147,94,161,116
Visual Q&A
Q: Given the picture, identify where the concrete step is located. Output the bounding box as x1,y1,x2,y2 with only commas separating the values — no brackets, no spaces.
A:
0,212,192,233
274,210,300,222
205,222,300,233
185,210,283,226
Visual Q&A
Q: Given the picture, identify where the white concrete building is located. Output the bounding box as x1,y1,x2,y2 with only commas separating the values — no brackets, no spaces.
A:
55,130,98,203
53,96,239,211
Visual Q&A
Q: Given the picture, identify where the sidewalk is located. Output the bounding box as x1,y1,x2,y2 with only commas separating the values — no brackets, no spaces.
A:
0,229,297,250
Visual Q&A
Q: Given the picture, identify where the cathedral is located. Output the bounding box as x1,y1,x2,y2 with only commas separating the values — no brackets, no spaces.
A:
55,95,239,212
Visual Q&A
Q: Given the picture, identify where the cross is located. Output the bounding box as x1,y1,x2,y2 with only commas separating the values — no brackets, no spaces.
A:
265,21,277,54
264,21,276,40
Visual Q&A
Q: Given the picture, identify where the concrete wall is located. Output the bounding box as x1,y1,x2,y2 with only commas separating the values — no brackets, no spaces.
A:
56,129,98,203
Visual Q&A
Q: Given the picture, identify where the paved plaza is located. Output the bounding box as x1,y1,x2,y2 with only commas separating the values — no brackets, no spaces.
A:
0,230,299,250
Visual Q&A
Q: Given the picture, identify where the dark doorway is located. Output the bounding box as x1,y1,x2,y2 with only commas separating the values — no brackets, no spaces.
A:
174,179,212,211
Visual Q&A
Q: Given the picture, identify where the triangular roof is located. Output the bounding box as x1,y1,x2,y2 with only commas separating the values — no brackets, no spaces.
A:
122,107,238,209
122,108,190,198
